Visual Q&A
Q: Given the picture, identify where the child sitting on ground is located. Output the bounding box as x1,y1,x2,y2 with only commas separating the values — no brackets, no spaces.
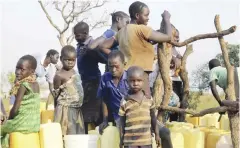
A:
119,66,160,148
1,55,40,148
53,45,85,135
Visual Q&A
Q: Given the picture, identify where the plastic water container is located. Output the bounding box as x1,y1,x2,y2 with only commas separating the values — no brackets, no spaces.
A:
40,102,46,112
166,122,193,133
220,114,230,131
10,132,40,148
185,114,199,126
206,131,230,148
101,122,120,148
179,128,204,148
198,127,221,148
88,127,101,148
216,134,233,148
39,120,63,148
207,113,220,128
171,132,184,148
64,135,99,148
199,115,209,127
41,110,54,124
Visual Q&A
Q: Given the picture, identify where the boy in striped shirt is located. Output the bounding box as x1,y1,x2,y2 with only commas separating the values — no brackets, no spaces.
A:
119,66,160,148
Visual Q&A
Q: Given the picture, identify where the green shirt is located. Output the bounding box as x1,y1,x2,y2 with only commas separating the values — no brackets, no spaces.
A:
209,66,240,90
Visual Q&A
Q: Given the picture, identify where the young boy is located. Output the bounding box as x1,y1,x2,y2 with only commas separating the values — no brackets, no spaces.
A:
97,51,128,133
209,59,240,104
74,22,102,133
119,66,160,148
53,45,85,135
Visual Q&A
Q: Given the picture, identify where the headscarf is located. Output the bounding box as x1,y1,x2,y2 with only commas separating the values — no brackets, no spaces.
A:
9,74,37,96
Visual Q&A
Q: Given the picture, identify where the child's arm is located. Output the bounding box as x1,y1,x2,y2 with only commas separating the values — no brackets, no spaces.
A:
8,85,26,119
119,99,127,147
53,73,62,107
99,37,117,55
209,80,222,106
119,116,126,147
150,102,161,147
88,36,106,50
99,100,109,134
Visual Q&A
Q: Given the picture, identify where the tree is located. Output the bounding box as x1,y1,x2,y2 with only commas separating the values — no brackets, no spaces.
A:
192,43,239,90
216,44,239,67
153,15,239,147
38,0,109,47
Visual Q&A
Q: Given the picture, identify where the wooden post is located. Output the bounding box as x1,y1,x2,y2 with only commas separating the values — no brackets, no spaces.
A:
214,15,239,148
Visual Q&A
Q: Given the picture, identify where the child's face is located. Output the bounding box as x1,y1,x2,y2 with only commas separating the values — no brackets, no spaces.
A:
127,73,144,93
108,57,124,78
117,17,130,30
61,52,76,71
15,59,33,81
74,30,89,43
50,53,59,64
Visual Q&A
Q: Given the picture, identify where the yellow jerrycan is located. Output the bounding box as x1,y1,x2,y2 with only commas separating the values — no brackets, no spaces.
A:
41,110,54,124
179,127,204,148
198,115,210,127
185,114,199,126
9,132,40,148
171,132,184,148
40,102,46,113
39,120,63,148
198,127,220,147
88,126,101,148
220,114,230,131
207,113,220,128
206,131,230,148
101,122,120,148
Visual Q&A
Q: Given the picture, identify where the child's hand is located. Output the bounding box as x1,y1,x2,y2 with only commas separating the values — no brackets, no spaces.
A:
155,135,161,148
99,121,109,135
119,139,123,148
1,115,7,125
161,10,171,21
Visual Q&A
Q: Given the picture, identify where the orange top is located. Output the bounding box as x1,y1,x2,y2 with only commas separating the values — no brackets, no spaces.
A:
115,24,154,71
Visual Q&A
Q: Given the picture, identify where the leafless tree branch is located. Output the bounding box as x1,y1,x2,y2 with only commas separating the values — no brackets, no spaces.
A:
170,26,237,47
38,1,61,33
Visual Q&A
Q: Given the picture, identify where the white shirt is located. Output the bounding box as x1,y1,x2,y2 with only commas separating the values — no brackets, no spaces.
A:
34,54,57,84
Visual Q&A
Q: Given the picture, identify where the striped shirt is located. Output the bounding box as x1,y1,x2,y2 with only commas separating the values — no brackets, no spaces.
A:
119,95,155,146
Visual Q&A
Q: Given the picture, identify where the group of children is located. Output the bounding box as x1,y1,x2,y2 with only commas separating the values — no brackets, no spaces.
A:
1,1,186,148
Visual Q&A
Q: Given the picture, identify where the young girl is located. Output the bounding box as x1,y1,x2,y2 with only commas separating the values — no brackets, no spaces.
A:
119,66,160,148
53,45,85,135
1,55,40,148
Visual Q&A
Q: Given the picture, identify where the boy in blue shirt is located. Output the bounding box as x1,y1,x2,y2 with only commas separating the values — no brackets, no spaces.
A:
74,22,103,133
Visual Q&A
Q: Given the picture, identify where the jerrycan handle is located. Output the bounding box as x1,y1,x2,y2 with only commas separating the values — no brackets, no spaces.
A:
47,119,52,123
108,122,113,126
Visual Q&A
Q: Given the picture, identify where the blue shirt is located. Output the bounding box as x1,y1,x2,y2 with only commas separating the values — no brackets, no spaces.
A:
76,37,101,81
97,71,129,120
97,29,119,63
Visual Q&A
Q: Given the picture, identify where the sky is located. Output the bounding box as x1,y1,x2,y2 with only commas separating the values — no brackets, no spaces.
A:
0,0,240,87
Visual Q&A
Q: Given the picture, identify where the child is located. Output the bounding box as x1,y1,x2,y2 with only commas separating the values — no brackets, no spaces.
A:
1,55,40,148
88,11,129,71
74,22,102,133
119,66,160,148
53,45,85,135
